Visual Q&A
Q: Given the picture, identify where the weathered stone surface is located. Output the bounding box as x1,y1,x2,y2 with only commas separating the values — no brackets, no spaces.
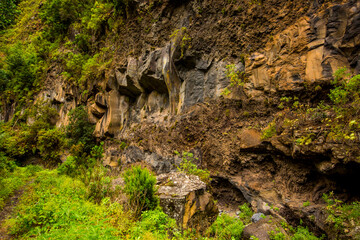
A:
157,172,218,231
251,213,265,223
139,49,168,94
243,216,287,240
115,58,142,98
94,91,129,137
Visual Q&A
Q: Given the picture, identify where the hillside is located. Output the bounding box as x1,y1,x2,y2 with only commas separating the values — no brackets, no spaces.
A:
0,0,360,239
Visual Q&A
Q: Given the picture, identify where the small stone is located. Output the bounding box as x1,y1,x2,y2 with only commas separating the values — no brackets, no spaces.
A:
251,213,265,223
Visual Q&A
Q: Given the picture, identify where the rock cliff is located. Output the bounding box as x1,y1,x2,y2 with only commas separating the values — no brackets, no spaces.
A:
1,0,360,238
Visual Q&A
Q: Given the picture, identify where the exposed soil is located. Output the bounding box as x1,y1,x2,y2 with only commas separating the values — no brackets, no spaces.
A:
0,183,30,240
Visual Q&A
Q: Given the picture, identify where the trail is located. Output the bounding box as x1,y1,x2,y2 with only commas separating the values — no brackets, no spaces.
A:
0,184,29,240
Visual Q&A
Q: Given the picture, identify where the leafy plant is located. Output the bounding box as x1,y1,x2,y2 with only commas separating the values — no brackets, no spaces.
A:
175,151,211,184
66,105,95,153
122,166,159,218
322,192,360,237
207,213,245,239
221,64,246,96
37,128,65,163
130,209,178,240
0,0,20,30
261,121,276,140
238,203,254,224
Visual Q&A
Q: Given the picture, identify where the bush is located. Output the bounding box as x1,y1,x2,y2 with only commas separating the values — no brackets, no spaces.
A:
37,128,65,163
6,169,128,238
130,209,178,240
66,105,95,153
323,192,360,237
175,151,211,184
39,0,91,37
238,203,254,224
123,166,159,217
1,44,38,98
0,0,20,30
207,213,245,239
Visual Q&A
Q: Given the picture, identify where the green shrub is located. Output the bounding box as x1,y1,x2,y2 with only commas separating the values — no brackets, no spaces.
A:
66,105,95,153
1,44,38,98
6,169,128,239
221,64,245,96
323,192,360,237
238,203,254,224
207,213,245,239
291,226,321,240
130,209,177,240
175,151,211,184
261,121,276,140
37,128,65,163
0,0,20,30
123,166,159,217
39,0,91,37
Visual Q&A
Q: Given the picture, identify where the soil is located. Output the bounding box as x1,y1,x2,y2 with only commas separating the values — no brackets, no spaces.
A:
0,183,30,240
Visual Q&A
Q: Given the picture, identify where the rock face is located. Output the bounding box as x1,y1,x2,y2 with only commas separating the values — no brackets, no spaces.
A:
157,172,218,231
6,0,359,238
243,216,288,240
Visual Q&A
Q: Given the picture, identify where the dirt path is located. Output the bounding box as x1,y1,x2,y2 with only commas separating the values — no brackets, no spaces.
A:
0,185,28,240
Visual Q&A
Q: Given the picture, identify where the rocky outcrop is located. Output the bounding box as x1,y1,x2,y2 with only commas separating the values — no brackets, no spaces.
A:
157,172,218,231
245,0,360,98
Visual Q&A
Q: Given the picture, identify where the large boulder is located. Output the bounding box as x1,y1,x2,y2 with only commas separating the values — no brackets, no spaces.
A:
157,172,218,232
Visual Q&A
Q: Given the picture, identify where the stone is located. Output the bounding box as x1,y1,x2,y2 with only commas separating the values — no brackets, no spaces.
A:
251,213,265,223
157,172,218,231
139,49,168,94
243,216,287,240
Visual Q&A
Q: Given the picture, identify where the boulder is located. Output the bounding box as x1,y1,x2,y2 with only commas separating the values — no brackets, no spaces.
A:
157,172,218,231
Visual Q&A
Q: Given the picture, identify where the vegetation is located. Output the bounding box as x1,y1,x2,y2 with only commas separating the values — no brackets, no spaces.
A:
0,0,20,30
323,192,360,238
175,151,211,184
207,213,245,239
122,166,159,218
221,64,246,96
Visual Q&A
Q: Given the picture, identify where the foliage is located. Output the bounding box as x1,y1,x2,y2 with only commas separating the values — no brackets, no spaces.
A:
207,213,245,239
291,226,321,240
0,165,41,210
122,166,159,218
0,0,20,30
39,0,91,37
323,192,360,237
221,64,245,96
37,128,65,163
175,151,211,184
66,105,95,153
5,169,131,239
261,121,276,140
269,229,286,240
130,209,178,240
0,43,39,100
238,203,254,224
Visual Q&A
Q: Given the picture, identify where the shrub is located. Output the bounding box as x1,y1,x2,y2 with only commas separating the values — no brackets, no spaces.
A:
0,0,20,30
39,0,91,37
175,151,211,184
261,121,276,140
207,213,245,239
66,105,95,153
122,166,159,217
238,203,254,224
1,44,38,98
130,209,177,239
323,192,360,237
37,128,65,163
292,226,321,240
221,64,245,96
